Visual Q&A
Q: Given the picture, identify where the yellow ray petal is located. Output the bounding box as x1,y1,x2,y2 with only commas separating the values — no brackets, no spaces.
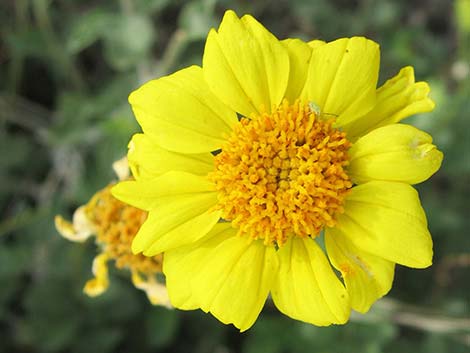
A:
131,271,172,308
271,237,350,326
141,206,221,256
163,223,234,311
203,10,289,117
83,253,110,297
301,37,379,126
348,124,443,184
308,39,326,49
195,237,278,332
336,181,433,268
164,223,279,331
281,38,312,103
129,65,237,153
128,133,214,180
325,228,395,313
343,66,435,140
112,171,220,255
112,171,216,211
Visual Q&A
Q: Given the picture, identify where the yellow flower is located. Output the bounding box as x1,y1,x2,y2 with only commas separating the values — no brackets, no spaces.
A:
55,158,171,308
112,10,443,331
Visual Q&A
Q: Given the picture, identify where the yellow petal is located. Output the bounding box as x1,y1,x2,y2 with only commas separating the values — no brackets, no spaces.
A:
112,171,220,255
112,156,130,181
54,206,94,243
131,271,172,308
112,171,216,211
271,237,350,326
325,228,395,313
129,65,237,153
336,181,433,268
281,38,312,103
128,133,214,180
203,10,289,117
163,224,234,311
164,223,279,331
343,66,435,140
301,37,379,126
195,238,278,331
348,124,443,184
141,207,221,256
83,253,110,297
307,39,326,49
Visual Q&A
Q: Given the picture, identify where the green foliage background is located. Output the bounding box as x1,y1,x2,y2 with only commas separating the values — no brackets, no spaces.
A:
0,0,469,352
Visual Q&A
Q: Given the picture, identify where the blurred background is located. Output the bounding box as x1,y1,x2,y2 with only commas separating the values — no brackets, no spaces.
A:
0,0,469,352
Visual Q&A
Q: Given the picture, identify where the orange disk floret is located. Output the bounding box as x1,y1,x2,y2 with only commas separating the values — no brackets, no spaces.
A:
85,185,162,274
211,99,353,246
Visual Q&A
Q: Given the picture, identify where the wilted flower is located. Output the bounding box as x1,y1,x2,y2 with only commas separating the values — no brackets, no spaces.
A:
55,158,171,307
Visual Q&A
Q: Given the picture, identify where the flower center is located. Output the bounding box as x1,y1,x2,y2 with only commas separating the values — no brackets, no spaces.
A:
211,99,352,246
86,185,162,274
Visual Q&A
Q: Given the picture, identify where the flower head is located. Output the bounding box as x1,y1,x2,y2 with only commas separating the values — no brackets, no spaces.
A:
210,100,353,244
55,158,171,307
112,10,442,330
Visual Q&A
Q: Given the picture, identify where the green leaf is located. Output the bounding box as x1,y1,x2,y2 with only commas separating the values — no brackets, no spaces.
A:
135,0,173,13
0,134,32,170
4,29,49,58
103,14,156,71
66,8,115,54
179,0,217,40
